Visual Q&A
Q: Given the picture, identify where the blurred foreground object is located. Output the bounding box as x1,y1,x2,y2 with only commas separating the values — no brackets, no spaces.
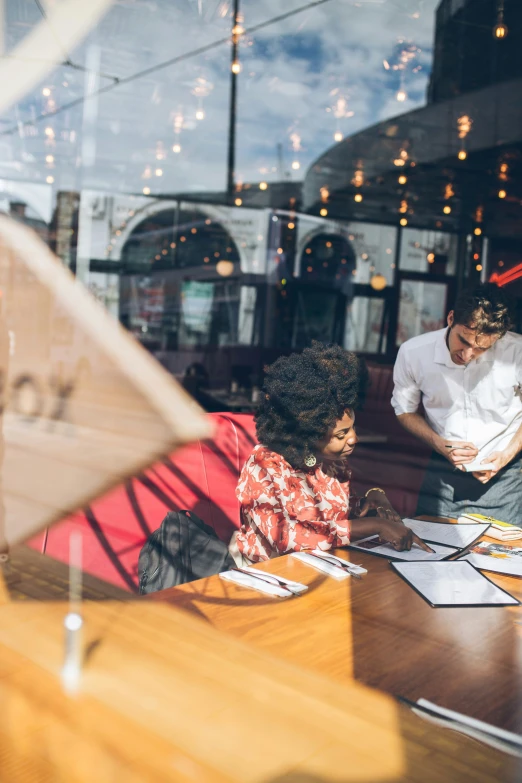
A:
0,216,212,550
0,0,114,116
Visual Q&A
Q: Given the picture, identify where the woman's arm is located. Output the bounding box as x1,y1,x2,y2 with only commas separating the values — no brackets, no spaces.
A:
350,516,434,552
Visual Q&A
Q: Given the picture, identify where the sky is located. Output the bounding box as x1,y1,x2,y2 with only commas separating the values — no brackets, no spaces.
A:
0,0,440,200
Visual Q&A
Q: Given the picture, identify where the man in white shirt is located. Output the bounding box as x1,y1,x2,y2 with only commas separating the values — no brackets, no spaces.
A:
391,283,522,523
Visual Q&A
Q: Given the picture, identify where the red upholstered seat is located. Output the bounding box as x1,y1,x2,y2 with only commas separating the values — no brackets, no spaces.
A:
26,413,258,593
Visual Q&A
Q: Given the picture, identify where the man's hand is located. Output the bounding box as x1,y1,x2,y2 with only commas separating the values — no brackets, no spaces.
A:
359,490,402,525
376,519,434,553
472,450,512,484
438,440,478,468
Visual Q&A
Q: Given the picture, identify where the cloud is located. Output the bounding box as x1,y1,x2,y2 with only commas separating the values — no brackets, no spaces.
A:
0,0,440,197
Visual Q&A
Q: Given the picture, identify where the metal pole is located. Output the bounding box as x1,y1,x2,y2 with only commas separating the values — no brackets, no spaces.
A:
226,0,240,202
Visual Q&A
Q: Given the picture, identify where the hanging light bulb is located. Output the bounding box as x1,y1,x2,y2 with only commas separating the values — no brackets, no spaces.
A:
396,89,407,102
196,108,205,121
259,182,268,190
231,60,241,74
398,175,407,185
42,87,51,97
354,193,363,202
498,189,507,199
143,186,151,195
334,131,343,142
235,197,242,206
443,205,452,214
292,160,300,170
172,144,181,153
400,217,408,226
320,208,328,217
370,274,387,291
458,149,467,160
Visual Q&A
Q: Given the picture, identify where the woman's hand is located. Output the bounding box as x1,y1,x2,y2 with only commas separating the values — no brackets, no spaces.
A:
375,518,434,552
359,490,402,525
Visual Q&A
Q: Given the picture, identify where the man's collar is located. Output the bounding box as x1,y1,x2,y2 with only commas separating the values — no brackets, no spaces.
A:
433,327,497,368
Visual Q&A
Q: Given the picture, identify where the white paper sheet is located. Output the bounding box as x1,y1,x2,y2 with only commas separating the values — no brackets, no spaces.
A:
392,561,519,606
349,535,457,561
461,552,522,578
403,518,489,549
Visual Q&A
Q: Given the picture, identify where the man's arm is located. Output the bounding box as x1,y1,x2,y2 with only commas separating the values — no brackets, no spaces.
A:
397,412,478,466
473,421,522,484
391,346,478,466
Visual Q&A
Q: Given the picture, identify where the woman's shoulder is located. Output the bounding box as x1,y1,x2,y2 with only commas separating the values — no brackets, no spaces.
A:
243,444,293,475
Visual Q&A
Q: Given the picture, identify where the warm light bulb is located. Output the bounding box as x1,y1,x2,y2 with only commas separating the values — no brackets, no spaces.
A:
400,218,408,226
498,189,507,199
288,222,295,229
474,227,482,236
370,274,387,291
235,197,242,206
231,61,241,74
259,181,268,190
443,205,451,214
155,168,163,177
320,208,328,217
427,253,435,263
476,264,483,271
143,186,151,195
42,87,51,97
44,126,54,137
172,143,181,153
354,193,363,202
398,175,407,184
196,109,205,120
396,89,407,102
334,131,343,142
291,161,300,170
45,154,54,164
46,175,54,184
458,150,467,160
216,260,234,277
493,22,508,38
394,158,406,167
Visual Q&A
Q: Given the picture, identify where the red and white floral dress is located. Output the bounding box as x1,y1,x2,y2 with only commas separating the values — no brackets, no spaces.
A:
232,444,360,564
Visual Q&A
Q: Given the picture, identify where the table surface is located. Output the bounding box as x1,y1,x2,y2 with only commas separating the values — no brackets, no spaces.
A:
151,520,522,735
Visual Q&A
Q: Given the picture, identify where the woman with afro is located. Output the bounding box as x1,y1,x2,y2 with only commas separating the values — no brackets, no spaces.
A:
229,342,431,565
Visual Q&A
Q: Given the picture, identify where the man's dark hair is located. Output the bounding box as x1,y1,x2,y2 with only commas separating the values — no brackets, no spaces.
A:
453,283,513,337
255,342,368,469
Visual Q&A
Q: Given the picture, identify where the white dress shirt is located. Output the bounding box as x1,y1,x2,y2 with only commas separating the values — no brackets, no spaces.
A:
392,328,522,459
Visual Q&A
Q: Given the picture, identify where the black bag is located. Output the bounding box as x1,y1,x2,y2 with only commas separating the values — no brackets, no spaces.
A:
138,510,235,595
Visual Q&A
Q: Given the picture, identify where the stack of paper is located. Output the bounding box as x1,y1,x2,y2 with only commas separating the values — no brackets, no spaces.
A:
458,513,522,541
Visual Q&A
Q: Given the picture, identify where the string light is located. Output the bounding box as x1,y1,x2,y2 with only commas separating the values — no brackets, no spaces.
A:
476,264,483,271
231,60,241,74
291,161,300,170
155,168,163,177
143,186,151,195
259,182,268,190
370,273,387,291
334,131,343,142
45,154,54,164
458,150,467,160
396,89,407,102
172,144,181,153
399,200,408,213
427,253,435,263
354,193,363,202
398,175,407,184
42,87,51,97
46,175,54,184
320,208,328,217
288,222,295,229
443,205,451,214
498,189,507,199
196,109,205,121
235,197,242,206
400,217,408,226
474,227,482,236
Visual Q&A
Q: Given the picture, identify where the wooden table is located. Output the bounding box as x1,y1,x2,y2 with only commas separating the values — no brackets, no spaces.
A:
0,542,518,780
151,525,522,735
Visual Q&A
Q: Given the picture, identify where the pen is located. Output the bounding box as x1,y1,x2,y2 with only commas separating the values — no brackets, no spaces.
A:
444,445,474,451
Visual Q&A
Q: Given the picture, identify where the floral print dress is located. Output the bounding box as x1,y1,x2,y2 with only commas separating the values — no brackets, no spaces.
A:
233,444,360,563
